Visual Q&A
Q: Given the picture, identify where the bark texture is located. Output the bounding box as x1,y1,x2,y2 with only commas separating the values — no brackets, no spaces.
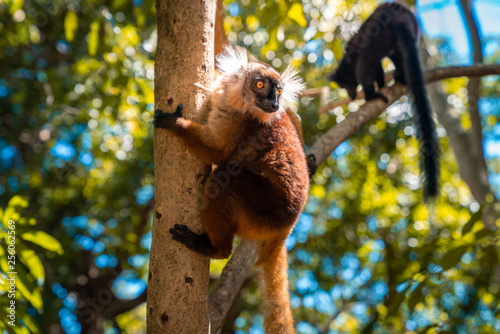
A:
317,64,500,114
215,0,228,58
209,240,257,333
459,0,491,204
147,0,216,333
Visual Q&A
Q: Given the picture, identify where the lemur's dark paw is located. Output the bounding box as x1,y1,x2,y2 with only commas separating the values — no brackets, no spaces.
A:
153,104,183,129
394,74,407,85
366,92,388,103
169,224,198,246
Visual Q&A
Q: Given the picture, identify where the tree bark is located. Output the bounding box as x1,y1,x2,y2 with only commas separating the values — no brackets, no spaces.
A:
317,64,500,114
459,0,491,204
148,0,216,333
209,240,257,333
215,0,229,58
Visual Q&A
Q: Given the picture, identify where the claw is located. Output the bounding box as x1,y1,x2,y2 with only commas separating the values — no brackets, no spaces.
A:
175,104,183,117
153,104,184,129
169,224,198,247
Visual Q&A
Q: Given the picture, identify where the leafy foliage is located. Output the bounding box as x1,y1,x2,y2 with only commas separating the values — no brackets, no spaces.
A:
0,196,63,333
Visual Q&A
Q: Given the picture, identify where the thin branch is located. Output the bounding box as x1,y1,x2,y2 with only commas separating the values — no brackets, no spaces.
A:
318,63,500,114
423,63,500,82
307,83,407,173
209,240,258,333
317,73,394,114
459,0,491,203
103,289,148,318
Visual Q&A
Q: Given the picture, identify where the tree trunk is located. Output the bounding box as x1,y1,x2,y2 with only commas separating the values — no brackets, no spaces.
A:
215,0,228,57
459,0,491,204
147,0,216,333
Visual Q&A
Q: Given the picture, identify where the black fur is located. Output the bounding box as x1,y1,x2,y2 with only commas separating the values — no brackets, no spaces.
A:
154,104,183,129
329,2,440,198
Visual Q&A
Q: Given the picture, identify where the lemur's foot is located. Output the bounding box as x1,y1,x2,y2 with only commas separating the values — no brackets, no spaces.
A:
394,73,407,85
154,104,183,129
366,92,388,103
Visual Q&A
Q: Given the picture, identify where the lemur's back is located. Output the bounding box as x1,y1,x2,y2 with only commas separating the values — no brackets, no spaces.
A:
345,2,418,62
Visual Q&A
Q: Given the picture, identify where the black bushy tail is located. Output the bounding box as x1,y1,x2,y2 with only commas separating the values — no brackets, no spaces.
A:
396,22,440,199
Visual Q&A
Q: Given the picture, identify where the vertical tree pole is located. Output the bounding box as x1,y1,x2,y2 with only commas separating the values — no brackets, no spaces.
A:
148,0,216,332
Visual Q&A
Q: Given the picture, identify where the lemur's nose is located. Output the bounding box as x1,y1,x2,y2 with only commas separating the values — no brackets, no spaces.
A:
271,102,279,111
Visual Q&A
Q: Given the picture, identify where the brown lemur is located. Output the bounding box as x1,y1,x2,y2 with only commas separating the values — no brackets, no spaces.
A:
329,1,440,198
154,46,309,333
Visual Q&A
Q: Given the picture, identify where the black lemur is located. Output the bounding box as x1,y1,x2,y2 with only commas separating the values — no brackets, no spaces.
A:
329,1,440,198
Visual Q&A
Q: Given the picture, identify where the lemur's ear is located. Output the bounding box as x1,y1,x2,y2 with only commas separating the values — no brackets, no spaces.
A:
280,65,306,103
216,46,248,76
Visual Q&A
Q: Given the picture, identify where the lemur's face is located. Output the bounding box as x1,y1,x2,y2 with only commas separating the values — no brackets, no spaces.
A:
247,62,283,114
215,46,305,123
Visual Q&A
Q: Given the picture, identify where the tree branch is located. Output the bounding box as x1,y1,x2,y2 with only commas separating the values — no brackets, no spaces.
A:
424,63,500,81
214,0,228,58
208,240,257,333
307,83,407,173
459,0,491,203
317,63,500,114
103,289,148,318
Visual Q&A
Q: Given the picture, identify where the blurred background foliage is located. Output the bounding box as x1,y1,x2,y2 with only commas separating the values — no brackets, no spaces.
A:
0,0,499,333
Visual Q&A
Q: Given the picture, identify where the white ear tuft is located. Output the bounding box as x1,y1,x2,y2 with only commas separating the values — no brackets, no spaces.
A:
281,65,306,104
216,46,248,75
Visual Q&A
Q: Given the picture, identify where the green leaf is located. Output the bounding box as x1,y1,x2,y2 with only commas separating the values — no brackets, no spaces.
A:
88,20,100,56
331,38,345,63
64,10,78,42
17,244,45,284
0,317,16,334
479,245,499,267
287,3,307,28
461,207,483,235
7,195,29,209
22,315,41,334
0,245,41,310
259,3,279,27
417,325,437,334
17,217,36,226
20,231,64,255
2,196,29,227
439,245,469,271
475,227,496,240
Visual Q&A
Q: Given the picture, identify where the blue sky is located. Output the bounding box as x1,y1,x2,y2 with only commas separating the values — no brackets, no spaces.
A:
416,0,500,192
417,0,500,62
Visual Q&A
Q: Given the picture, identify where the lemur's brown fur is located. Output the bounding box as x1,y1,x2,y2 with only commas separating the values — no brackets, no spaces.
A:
154,47,309,333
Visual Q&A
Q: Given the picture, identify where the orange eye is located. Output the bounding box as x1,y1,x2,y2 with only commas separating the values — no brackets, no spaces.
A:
256,81,264,89
277,89,282,95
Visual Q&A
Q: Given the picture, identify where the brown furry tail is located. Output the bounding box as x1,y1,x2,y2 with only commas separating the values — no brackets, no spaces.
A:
256,237,294,333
